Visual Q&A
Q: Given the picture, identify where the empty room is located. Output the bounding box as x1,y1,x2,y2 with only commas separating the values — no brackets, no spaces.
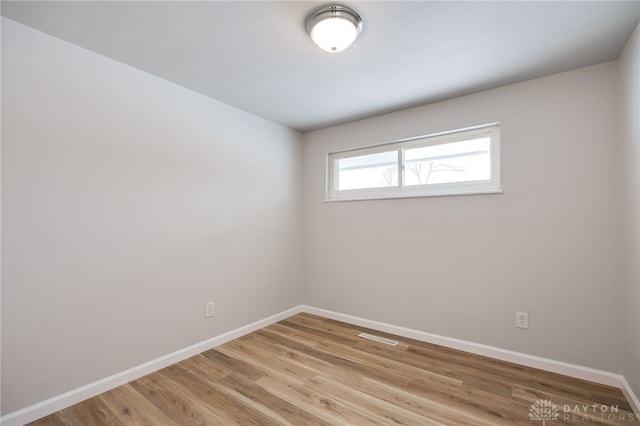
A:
2,1,640,425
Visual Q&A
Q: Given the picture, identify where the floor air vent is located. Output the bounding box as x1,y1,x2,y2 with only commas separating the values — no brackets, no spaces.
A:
358,332,398,346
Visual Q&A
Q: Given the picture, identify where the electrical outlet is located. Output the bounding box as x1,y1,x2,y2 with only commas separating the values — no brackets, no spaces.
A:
516,311,529,329
205,302,215,318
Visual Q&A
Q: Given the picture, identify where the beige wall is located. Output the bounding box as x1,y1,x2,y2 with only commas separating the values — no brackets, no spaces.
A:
302,61,622,373
1,18,303,414
620,21,640,397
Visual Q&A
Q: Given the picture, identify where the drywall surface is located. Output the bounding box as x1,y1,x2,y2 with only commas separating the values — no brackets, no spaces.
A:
1,18,302,415
303,61,622,373
620,21,640,398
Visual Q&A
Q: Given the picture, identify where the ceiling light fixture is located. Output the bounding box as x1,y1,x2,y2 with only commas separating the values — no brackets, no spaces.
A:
305,4,363,53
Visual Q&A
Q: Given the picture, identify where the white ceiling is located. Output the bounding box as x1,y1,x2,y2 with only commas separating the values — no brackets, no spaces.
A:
2,1,639,132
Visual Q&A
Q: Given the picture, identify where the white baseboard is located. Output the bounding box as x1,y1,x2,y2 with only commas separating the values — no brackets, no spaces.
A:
301,305,640,415
0,305,303,426
620,376,640,417
4,304,639,425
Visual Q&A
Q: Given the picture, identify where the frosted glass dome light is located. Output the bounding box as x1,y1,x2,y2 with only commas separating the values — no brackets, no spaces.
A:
305,5,363,53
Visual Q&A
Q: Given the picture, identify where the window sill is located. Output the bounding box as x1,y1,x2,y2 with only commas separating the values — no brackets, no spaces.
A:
324,188,504,202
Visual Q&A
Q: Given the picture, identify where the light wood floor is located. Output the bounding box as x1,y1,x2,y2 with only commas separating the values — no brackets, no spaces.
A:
29,313,637,425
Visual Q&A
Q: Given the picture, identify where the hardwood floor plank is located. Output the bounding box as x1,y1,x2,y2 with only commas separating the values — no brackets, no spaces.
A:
291,313,412,351
216,340,316,384
55,396,122,426
307,374,449,425
159,364,281,426
278,319,362,347
28,413,73,426
99,383,178,425
179,353,232,383
255,374,393,426
215,373,332,426
354,376,498,426
200,348,266,382
316,338,463,388
26,313,638,426
242,332,364,385
129,370,232,425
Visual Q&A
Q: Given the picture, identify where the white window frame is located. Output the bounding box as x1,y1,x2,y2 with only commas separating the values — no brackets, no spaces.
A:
326,123,502,201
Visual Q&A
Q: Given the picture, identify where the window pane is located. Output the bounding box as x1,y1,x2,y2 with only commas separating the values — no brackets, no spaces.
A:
327,124,500,200
404,137,490,186
337,150,398,190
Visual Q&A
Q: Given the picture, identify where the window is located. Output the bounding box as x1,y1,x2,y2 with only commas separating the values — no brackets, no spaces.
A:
327,124,501,201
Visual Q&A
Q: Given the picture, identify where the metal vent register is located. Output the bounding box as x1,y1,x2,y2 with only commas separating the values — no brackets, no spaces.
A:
358,332,398,346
